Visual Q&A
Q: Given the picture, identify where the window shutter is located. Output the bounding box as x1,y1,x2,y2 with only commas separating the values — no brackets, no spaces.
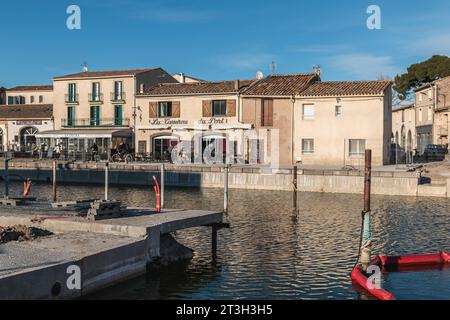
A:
202,100,212,117
172,101,181,118
149,102,158,118
264,99,273,126
226,100,236,117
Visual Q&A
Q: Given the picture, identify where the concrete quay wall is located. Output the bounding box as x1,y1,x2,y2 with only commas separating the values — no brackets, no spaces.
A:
0,160,426,197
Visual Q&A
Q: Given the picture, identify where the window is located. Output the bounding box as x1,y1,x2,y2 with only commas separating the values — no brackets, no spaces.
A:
68,83,77,102
92,82,101,101
212,100,227,116
303,104,315,120
39,95,43,103
261,99,273,126
158,102,173,117
7,96,14,105
349,139,366,157
302,139,314,154
114,81,123,100
30,96,35,103
335,105,342,117
90,106,100,126
67,107,75,126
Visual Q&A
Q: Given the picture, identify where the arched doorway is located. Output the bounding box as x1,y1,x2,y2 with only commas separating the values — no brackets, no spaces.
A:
395,132,399,145
20,126,38,151
407,130,413,152
401,125,406,149
152,134,179,161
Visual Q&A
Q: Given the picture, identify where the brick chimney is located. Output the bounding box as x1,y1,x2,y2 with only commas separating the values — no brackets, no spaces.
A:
234,80,240,91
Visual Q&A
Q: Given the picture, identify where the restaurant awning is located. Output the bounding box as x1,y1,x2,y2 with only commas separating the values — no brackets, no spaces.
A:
35,129,133,139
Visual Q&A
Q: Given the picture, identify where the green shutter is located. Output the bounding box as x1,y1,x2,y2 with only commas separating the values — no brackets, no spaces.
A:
115,105,123,126
7,96,14,105
90,106,100,126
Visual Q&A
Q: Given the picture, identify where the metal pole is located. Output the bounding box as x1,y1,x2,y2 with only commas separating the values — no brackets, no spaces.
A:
105,162,109,201
160,163,165,209
52,160,57,202
363,150,371,213
4,158,9,199
293,165,298,211
223,165,229,214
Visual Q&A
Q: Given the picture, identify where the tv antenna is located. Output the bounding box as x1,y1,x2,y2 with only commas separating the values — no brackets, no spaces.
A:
270,61,276,74
81,61,89,72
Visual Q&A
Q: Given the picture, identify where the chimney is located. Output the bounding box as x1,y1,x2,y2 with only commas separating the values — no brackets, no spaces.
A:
179,73,186,83
139,83,145,94
234,80,240,91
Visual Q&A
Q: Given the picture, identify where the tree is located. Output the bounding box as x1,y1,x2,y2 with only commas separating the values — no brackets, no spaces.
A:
394,55,450,100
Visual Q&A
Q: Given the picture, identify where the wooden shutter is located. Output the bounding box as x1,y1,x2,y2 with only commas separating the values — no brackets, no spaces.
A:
202,100,212,117
172,101,180,118
149,102,158,118
263,99,273,126
226,100,236,117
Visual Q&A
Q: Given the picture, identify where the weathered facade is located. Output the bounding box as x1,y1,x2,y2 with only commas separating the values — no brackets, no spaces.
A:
392,103,416,152
4,85,53,105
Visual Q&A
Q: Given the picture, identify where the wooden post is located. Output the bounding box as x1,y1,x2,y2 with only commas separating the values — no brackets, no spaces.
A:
160,163,165,209
223,165,229,214
52,160,57,203
293,165,298,211
359,149,372,270
363,150,372,213
105,162,109,201
212,225,218,259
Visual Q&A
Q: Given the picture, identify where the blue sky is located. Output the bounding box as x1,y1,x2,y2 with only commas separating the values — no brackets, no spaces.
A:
2,0,450,87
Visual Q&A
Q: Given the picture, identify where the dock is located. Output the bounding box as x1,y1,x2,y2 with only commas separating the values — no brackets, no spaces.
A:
0,202,224,299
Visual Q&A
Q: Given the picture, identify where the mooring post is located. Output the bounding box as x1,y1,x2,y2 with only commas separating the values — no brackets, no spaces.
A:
160,163,165,209
52,160,57,202
223,165,229,214
212,224,218,259
359,149,372,271
4,156,10,200
293,165,298,211
105,162,109,201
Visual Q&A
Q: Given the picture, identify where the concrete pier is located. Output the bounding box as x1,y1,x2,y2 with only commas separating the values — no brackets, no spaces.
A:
0,204,223,299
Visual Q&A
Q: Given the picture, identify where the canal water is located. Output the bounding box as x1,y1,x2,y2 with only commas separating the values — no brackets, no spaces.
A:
1,181,449,300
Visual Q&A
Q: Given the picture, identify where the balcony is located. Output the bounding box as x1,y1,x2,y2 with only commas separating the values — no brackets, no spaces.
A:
110,92,126,103
65,94,79,104
88,93,104,103
62,117,130,128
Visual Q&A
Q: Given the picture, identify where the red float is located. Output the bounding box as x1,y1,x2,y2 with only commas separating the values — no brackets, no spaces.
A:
351,252,450,300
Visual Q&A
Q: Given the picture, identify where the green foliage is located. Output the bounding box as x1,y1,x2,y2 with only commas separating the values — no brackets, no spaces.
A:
394,55,450,100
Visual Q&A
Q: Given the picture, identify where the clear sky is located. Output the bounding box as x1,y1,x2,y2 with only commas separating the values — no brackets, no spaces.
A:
1,0,450,87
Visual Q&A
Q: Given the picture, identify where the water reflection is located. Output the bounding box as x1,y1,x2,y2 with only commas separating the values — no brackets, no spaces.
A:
1,181,449,300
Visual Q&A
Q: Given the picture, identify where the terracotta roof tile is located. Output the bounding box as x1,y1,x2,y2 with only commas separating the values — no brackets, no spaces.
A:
242,74,318,96
299,80,392,97
54,68,160,79
7,85,53,91
0,104,53,119
141,80,255,95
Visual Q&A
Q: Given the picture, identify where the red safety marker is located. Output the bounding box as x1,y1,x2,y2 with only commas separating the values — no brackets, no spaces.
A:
23,179,32,197
153,176,161,213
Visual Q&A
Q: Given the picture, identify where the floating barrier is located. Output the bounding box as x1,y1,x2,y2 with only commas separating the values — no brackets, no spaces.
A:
351,252,450,300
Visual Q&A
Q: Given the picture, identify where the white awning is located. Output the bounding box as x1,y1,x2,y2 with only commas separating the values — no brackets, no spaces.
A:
35,129,132,139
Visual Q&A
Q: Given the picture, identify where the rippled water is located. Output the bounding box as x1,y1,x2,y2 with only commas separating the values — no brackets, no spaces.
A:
1,181,449,300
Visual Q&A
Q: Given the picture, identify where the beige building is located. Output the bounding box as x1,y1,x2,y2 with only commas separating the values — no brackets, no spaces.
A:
392,103,416,153
37,67,176,160
5,85,53,105
293,81,392,167
134,73,392,167
0,104,53,152
172,73,204,83
414,76,450,153
135,80,254,162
